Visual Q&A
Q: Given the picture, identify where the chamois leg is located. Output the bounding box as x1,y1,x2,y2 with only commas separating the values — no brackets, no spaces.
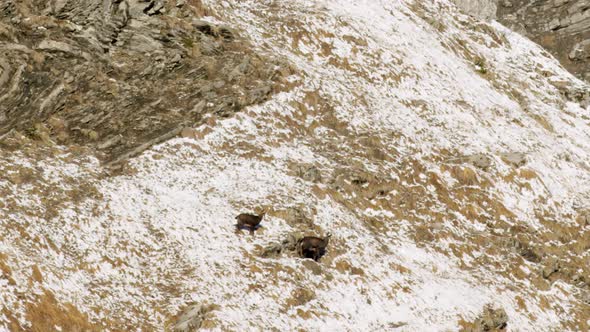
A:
303,248,317,260
235,219,246,235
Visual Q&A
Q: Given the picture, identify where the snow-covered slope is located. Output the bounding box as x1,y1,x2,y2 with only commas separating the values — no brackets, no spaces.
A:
1,0,590,331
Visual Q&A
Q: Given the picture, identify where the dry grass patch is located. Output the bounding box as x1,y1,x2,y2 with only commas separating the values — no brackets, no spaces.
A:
26,291,100,332
0,252,15,285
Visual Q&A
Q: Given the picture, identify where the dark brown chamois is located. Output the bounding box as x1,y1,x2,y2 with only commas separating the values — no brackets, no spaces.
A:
235,210,266,234
297,233,332,261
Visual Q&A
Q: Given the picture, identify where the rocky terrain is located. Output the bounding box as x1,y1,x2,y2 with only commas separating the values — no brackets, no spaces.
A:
0,0,290,164
454,0,498,20
454,0,590,82
1,0,590,331
455,0,590,83
497,0,590,82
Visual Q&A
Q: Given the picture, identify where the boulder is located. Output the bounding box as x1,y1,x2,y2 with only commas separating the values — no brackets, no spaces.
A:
453,0,497,20
471,305,508,331
173,303,218,332
258,232,304,258
541,258,560,279
569,39,590,62
259,242,283,258
499,152,527,167
298,165,322,183
288,287,315,307
466,154,493,169
301,260,322,275
282,231,304,251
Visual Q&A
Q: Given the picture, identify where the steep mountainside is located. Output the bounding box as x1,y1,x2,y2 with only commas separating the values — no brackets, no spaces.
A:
1,0,590,331
0,0,289,164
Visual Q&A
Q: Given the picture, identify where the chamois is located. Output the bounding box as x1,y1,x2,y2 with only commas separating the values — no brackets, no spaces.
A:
235,210,266,234
297,233,332,261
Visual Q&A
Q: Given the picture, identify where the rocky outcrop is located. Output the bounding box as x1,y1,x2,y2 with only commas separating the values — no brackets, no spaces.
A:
173,303,218,331
0,0,289,163
497,0,590,82
467,305,509,331
453,0,590,82
453,0,498,20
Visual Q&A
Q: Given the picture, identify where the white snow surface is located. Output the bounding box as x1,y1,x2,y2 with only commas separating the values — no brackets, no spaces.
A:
1,0,590,331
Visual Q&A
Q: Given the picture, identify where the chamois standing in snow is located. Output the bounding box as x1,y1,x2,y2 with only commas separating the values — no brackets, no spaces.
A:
235,210,266,234
297,233,332,261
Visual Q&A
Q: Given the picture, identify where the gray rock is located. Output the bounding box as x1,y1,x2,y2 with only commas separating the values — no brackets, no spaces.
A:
296,165,322,183
259,232,304,258
569,40,590,61
36,40,76,54
447,154,493,169
282,207,313,227
302,260,322,275
173,304,217,332
146,1,166,16
453,0,497,20
463,154,493,169
542,258,560,279
500,152,527,167
282,231,304,251
471,305,508,332
260,242,283,258
512,239,541,263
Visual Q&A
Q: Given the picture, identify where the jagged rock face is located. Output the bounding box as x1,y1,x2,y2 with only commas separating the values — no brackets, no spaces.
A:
497,0,590,82
0,0,287,163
